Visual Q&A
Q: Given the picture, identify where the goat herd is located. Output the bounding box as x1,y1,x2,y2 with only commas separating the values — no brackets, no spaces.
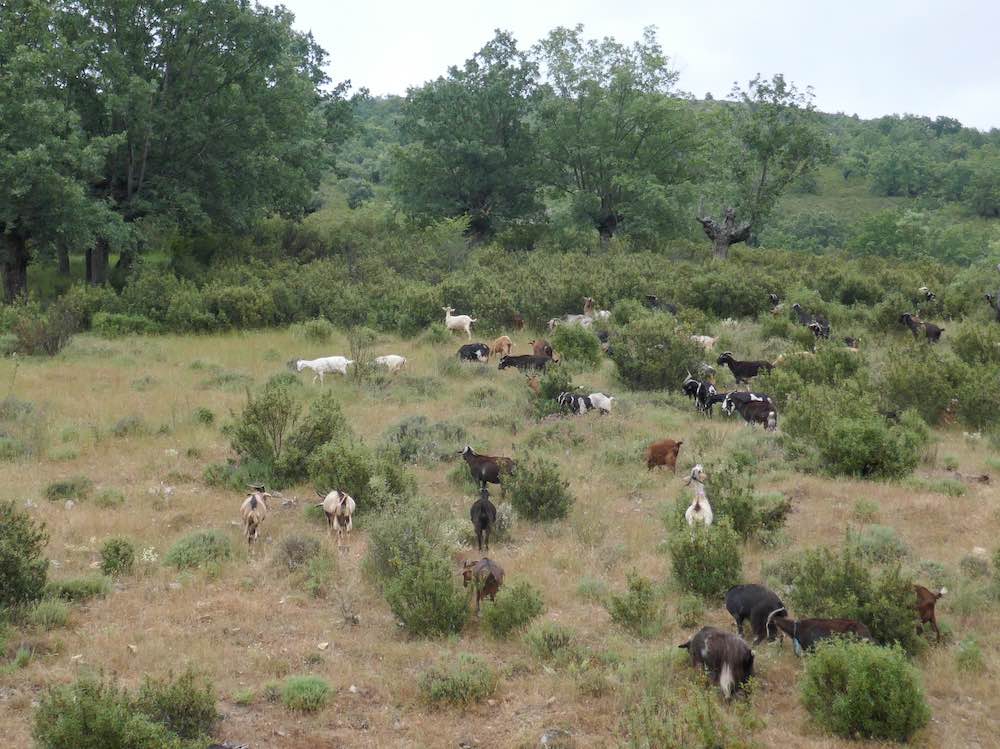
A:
253,291,953,701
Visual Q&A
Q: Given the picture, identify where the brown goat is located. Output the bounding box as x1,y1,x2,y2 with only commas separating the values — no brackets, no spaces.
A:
462,558,504,616
512,313,525,332
526,375,541,395
646,438,683,472
489,335,513,359
914,584,946,642
530,339,554,358
772,616,872,655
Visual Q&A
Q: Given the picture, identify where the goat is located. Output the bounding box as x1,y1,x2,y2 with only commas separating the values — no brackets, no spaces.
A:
691,335,717,352
469,487,497,551
462,557,504,617
240,485,270,548
644,295,678,314
685,465,713,527
588,392,614,414
768,292,783,316
682,372,701,402
374,354,407,372
499,354,552,371
843,336,860,349
512,313,525,332
489,335,514,359
646,438,682,472
558,391,593,415
530,339,554,358
679,627,754,699
458,343,490,362
317,489,356,545
296,356,352,384
918,286,936,302
526,375,541,395
791,303,831,338
583,296,595,316
460,445,515,491
914,584,946,642
734,399,778,430
771,616,873,655
717,352,772,386
443,306,476,339
725,585,786,644
986,293,1000,322
721,391,773,417
900,312,944,343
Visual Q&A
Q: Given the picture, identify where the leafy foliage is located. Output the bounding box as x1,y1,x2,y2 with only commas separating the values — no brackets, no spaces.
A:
668,523,743,598
480,581,545,638
606,571,660,637
100,536,136,577
609,314,703,390
0,500,49,609
384,553,469,637
164,530,232,570
281,676,330,712
506,454,573,521
419,654,498,706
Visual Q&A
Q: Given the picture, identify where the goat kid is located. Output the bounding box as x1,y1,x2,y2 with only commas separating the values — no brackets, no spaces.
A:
375,354,407,372
489,335,514,359
646,438,682,472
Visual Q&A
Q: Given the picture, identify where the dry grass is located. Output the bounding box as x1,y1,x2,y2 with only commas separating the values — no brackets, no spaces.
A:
0,328,998,747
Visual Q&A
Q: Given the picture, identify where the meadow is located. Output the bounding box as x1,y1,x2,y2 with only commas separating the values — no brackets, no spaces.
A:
0,319,997,748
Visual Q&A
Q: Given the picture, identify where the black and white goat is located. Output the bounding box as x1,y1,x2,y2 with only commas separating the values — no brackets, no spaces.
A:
791,303,831,338
558,391,593,415
721,391,773,417
679,627,754,699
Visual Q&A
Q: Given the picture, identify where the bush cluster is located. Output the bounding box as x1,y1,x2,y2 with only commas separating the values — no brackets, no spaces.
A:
379,415,467,466
164,530,232,570
280,676,330,712
100,536,137,577
385,553,469,637
668,522,742,598
550,324,603,370
0,500,49,609
608,313,703,390
418,654,498,706
606,572,660,637
505,454,573,521
480,581,545,638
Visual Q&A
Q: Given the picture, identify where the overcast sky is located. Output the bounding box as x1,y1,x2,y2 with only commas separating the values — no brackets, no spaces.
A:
280,0,1000,130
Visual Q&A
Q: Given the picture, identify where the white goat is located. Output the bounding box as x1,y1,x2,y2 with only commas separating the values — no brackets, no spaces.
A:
296,356,352,383
588,392,614,414
443,307,476,339
690,335,717,352
317,489,356,545
375,354,407,372
240,486,270,548
684,465,713,527
593,309,612,322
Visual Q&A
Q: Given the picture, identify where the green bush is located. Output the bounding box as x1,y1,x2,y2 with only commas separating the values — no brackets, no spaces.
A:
525,622,576,662
609,314,704,390
100,536,137,577
668,523,742,598
384,553,469,637
959,554,990,579
134,668,217,740
419,654,498,706
291,317,335,342
27,598,70,629
506,454,573,521
192,407,215,425
11,300,78,356
308,438,414,512
606,571,660,637
846,525,909,564
551,324,603,370
164,530,232,570
93,488,126,508
957,367,1000,432
363,498,447,587
44,476,93,501
801,640,929,742
0,500,48,608
955,638,984,673
881,344,968,424
950,320,1000,366
92,312,161,337
675,594,705,628
227,380,301,470
379,415,467,465
532,365,574,417
45,575,110,602
610,298,648,326
281,675,330,712
480,581,545,638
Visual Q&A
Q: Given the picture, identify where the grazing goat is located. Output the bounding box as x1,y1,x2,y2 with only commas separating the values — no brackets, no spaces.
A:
644,295,678,314
725,585,786,644
375,354,407,372
768,293,784,315
734,398,778,430
526,375,541,395
317,489,356,545
489,335,514,359
462,558,504,616
460,445,515,491
843,336,860,350
240,485,270,548
469,487,497,551
914,584,946,642
900,312,944,343
722,391,773,417
717,352,772,386
558,391,593,415
588,392,614,414
499,354,552,371
685,465,713,527
683,373,719,415
646,438,682,472
986,293,1000,322
771,616,873,655
791,303,831,338
583,296,595,316
682,372,701,401
512,313,525,332
443,306,476,339
458,343,490,362
530,339,554,358
679,627,754,699
691,335,718,351
918,286,936,302
296,356,352,384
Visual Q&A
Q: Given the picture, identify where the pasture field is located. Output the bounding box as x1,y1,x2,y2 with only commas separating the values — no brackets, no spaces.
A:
0,326,998,748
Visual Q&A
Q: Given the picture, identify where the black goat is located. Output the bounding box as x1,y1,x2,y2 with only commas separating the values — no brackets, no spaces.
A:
460,445,515,490
721,391,773,416
644,295,677,314
725,585,786,644
986,293,1000,322
843,336,860,349
498,354,552,371
792,303,831,338
717,352,772,386
734,399,778,430
679,627,754,699
900,312,943,343
469,488,497,551
458,343,489,362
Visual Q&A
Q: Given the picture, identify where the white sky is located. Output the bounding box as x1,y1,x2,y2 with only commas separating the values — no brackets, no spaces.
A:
280,0,1000,130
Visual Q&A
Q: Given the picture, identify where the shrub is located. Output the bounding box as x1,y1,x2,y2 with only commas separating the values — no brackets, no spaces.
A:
363,498,447,586
380,415,467,466
291,317,335,343
384,553,469,637
676,594,705,628
135,668,217,740
92,312,160,337
846,525,909,564
506,454,573,521
610,298,648,326
551,324,602,370
192,407,215,425
0,500,48,608
525,622,576,662
852,498,878,523
276,391,350,483
93,488,126,508
11,300,78,356
881,344,968,424
951,320,1000,366
606,571,660,637
273,534,323,572
100,536,136,577
419,654,498,706
957,367,1000,432
801,640,929,742
27,598,70,629
955,638,984,673
281,675,330,712
691,459,791,540
959,554,990,578
308,439,414,512
45,575,111,602
164,530,232,570
44,476,93,501
609,314,704,390
480,581,545,638
227,381,301,471
532,365,573,417
668,522,742,599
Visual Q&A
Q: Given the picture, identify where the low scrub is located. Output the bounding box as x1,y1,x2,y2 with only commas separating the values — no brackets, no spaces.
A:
27,598,70,629
281,675,330,712
609,314,704,391
290,317,335,342
668,522,742,598
273,534,323,572
100,536,137,577
0,500,49,608
551,324,603,370
846,525,909,564
525,622,577,662
164,530,232,570
801,640,929,742
480,582,545,639
363,498,448,587
134,669,217,740
419,654,498,706
506,454,573,521
379,415,467,466
606,572,660,637
384,553,469,637
45,575,110,602
44,476,93,501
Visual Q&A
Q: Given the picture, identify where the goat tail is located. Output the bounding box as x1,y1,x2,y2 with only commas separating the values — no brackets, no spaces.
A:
719,662,735,699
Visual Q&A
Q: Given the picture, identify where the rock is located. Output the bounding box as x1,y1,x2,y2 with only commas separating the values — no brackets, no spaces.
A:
23,499,36,509
165,448,179,456
318,642,329,651
349,684,358,694
168,582,182,591
546,696,556,705
540,728,574,748
65,500,75,510
70,654,83,662
487,699,497,706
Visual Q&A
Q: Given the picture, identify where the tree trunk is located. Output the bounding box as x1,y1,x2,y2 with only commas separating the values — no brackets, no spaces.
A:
57,246,71,277
90,237,109,285
85,247,94,283
712,234,732,260
2,234,29,303
696,206,752,261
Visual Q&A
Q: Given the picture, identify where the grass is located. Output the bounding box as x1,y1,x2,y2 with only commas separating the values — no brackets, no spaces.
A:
280,676,330,712
0,326,995,746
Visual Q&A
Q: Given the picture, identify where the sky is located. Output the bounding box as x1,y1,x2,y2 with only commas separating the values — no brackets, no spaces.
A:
279,0,1000,130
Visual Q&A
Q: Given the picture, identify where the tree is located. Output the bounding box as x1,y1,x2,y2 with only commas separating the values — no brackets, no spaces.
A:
533,25,696,244
55,0,346,283
698,74,829,259
392,30,541,239
965,149,1000,218
0,0,120,301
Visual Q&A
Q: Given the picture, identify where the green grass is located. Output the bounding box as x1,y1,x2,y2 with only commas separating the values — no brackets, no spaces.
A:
280,676,330,712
